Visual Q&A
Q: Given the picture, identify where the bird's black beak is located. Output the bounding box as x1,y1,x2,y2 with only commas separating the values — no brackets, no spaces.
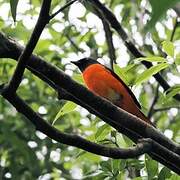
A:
71,61,79,67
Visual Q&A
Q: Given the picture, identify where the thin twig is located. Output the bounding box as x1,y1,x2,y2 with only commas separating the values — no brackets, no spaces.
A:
170,17,179,42
49,0,78,20
66,34,85,52
148,85,159,119
154,106,180,113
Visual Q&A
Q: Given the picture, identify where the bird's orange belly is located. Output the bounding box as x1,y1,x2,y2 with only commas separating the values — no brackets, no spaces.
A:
83,72,123,105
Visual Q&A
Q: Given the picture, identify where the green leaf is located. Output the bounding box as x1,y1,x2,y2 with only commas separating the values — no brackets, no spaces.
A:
53,101,77,125
158,167,171,180
165,85,180,99
135,63,169,85
72,73,84,84
145,155,158,179
95,124,111,140
100,161,112,172
175,53,180,65
167,174,180,180
162,41,174,57
133,177,143,180
10,0,19,22
122,135,133,146
145,0,179,31
134,56,167,63
114,64,129,85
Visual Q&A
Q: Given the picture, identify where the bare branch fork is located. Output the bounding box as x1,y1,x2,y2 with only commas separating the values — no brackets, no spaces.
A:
4,0,77,94
0,33,180,174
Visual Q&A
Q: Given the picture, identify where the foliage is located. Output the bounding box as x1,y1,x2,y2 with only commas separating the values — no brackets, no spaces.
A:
0,0,179,179
146,0,179,31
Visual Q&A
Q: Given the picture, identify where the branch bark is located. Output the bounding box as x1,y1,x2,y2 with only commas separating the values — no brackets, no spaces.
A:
5,0,52,94
0,33,180,174
0,89,153,159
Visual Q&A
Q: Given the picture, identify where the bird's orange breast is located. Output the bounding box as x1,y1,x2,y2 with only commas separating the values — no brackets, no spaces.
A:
83,64,133,108
82,64,153,126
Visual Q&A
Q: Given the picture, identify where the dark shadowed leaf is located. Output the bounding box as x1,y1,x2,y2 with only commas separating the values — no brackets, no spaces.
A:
10,0,19,22
158,167,171,180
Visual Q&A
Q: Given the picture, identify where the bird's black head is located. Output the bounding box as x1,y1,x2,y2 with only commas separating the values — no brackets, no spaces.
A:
71,57,99,72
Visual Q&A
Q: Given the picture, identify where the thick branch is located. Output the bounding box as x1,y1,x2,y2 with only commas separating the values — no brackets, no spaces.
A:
0,33,180,174
2,90,155,158
88,0,180,101
6,0,51,93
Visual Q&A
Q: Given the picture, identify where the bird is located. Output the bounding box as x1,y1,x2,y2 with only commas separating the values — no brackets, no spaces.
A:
72,57,154,126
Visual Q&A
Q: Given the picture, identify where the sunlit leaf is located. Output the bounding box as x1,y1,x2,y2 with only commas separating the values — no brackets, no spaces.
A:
167,174,180,180
165,85,180,99
162,41,174,57
53,101,77,125
135,63,169,85
134,56,167,63
95,124,111,140
175,53,180,65
114,64,129,85
145,155,158,178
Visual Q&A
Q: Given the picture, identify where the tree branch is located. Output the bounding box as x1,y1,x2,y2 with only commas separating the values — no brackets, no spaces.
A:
93,7,116,70
0,33,180,174
154,107,180,113
5,0,52,94
0,90,152,159
88,0,180,101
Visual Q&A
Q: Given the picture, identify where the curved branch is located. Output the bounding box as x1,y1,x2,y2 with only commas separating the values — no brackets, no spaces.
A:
0,91,152,159
6,0,52,94
0,33,180,174
88,0,180,101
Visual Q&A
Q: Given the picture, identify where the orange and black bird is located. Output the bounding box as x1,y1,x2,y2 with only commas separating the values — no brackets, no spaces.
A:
72,57,154,126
